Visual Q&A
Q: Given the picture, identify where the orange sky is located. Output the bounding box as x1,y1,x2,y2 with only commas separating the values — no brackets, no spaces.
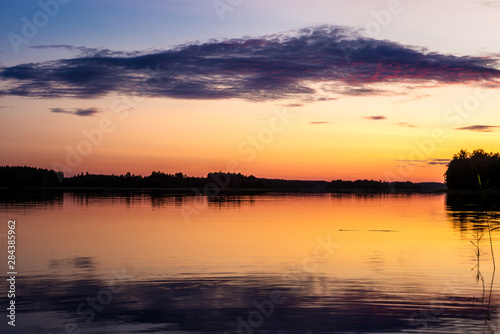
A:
1,84,499,182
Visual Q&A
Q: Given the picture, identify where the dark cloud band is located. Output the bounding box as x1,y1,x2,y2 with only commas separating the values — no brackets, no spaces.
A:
1,25,499,102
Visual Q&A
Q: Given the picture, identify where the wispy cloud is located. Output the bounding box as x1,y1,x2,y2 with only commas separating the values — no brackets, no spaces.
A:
398,158,449,167
426,158,450,166
456,125,499,132
30,45,144,57
50,107,102,117
31,45,95,54
1,25,499,102
479,1,500,7
393,94,430,104
309,121,330,125
364,116,387,120
394,122,418,128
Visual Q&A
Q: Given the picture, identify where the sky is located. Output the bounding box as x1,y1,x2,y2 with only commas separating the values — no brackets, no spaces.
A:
1,0,500,182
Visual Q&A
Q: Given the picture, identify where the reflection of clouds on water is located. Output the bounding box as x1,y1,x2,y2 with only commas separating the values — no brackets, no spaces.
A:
1,274,495,334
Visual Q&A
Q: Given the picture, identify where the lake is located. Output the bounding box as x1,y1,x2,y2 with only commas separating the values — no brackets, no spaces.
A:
0,191,499,333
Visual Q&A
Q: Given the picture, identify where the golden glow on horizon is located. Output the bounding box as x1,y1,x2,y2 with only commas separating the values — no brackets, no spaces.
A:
1,84,499,182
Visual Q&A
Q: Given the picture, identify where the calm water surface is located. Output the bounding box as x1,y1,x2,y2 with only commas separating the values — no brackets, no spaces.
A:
0,192,499,333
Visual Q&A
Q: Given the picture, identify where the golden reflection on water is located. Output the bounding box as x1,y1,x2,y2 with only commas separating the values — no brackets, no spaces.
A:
5,193,496,282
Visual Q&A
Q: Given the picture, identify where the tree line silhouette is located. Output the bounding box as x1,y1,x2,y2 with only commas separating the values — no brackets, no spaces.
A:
0,166,447,193
327,179,443,192
63,171,278,189
2,149,499,192
0,166,62,187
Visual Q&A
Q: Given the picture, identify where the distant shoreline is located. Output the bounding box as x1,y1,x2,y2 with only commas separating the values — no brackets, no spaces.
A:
0,185,448,194
0,165,448,194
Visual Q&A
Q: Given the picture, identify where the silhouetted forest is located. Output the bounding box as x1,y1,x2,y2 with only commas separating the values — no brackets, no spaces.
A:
445,149,500,190
0,166,445,193
0,166,62,187
327,179,444,192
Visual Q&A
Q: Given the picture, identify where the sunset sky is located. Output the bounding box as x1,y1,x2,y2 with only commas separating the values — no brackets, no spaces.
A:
1,0,500,182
